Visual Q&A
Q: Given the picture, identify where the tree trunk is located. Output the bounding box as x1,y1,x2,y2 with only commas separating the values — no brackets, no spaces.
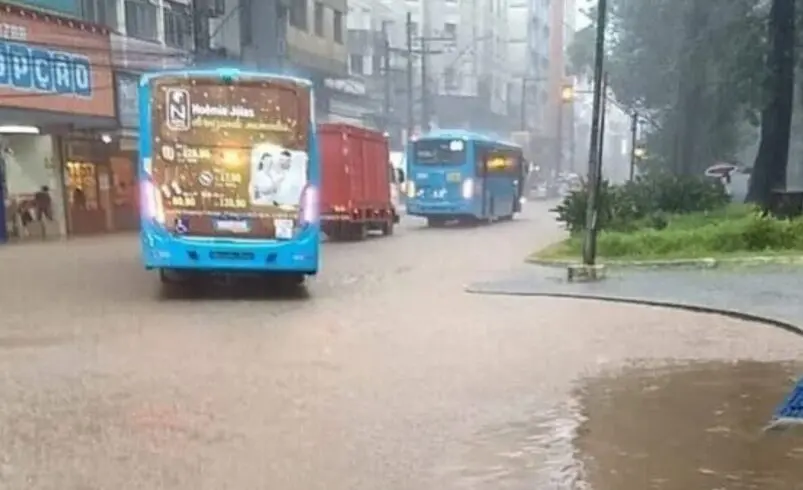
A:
746,0,796,205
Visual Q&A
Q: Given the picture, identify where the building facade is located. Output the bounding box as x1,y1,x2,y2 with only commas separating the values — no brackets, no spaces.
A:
507,0,551,140
399,0,511,137
207,0,348,119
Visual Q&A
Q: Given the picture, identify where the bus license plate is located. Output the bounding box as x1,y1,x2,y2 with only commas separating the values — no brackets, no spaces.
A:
215,219,250,233
447,172,462,182
274,219,294,239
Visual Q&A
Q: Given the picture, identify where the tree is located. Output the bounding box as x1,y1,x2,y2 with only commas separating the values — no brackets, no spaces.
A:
746,0,796,205
567,0,767,174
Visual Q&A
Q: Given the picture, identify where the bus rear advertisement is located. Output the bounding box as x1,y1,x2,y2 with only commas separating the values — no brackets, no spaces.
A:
139,69,320,286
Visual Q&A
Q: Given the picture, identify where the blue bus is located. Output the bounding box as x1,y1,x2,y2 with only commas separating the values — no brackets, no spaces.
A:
405,130,526,226
138,68,320,287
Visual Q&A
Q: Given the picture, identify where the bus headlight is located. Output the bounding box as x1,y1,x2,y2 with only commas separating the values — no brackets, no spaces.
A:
461,178,474,199
406,181,416,198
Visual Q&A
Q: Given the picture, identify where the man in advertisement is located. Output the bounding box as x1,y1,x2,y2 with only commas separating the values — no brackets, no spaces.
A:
250,142,307,208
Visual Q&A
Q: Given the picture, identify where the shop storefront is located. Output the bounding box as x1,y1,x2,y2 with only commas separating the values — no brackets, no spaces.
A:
0,4,117,242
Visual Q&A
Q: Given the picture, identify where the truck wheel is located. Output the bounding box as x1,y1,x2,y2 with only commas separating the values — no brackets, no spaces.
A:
381,220,394,236
351,223,368,240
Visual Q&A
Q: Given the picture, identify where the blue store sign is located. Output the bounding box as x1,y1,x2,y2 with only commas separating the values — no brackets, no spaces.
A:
9,0,79,15
0,40,92,96
116,73,139,128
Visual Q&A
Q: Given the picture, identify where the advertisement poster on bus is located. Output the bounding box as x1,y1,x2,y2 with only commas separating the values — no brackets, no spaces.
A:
150,77,311,238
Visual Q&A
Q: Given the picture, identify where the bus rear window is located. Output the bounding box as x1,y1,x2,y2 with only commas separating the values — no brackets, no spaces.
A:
413,139,465,164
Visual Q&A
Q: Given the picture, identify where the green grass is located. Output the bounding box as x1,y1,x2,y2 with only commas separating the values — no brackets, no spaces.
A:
535,204,803,262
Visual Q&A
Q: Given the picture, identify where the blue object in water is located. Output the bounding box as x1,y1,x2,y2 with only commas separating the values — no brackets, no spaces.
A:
766,375,803,431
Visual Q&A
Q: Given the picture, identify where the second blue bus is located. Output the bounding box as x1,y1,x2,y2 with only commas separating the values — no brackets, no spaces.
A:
138,68,320,289
405,130,526,226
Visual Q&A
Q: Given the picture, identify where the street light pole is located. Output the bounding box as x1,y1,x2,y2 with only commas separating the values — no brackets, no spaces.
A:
581,0,609,267
405,12,414,141
629,110,638,180
520,78,528,130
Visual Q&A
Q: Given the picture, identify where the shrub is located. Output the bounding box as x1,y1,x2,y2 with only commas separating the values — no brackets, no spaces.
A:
589,212,803,258
552,172,730,233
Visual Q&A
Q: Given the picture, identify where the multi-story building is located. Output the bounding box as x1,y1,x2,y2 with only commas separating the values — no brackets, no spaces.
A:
208,0,348,118
402,0,511,136
507,0,551,152
0,0,193,242
0,0,350,243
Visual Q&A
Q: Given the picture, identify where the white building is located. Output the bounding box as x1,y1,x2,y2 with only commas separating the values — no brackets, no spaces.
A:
507,0,552,136
402,0,510,128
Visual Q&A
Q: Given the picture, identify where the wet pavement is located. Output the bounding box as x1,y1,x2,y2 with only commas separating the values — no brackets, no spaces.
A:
468,265,803,334
577,361,803,490
2,204,803,489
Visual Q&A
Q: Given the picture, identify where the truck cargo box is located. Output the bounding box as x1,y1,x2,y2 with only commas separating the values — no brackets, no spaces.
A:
319,123,392,214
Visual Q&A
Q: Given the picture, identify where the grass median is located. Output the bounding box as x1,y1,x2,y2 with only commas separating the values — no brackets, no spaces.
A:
533,204,803,263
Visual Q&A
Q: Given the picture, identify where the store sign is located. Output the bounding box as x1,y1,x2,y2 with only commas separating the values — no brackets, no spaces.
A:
0,24,93,96
11,0,79,15
116,73,139,128
0,6,114,117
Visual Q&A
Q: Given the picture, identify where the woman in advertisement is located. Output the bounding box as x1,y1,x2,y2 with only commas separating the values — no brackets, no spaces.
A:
250,142,308,208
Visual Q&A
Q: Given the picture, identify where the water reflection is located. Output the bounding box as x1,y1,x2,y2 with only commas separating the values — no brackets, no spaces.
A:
575,361,803,489
436,404,586,489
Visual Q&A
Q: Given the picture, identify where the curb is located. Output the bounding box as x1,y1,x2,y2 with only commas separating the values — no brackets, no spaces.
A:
526,254,803,269
464,288,803,338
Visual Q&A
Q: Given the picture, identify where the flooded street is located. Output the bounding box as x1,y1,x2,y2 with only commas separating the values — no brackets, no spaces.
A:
576,361,803,490
1,204,803,488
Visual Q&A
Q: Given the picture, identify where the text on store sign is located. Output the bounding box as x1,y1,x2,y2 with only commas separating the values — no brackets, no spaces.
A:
0,22,93,97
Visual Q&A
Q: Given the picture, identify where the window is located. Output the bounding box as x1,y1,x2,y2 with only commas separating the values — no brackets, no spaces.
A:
164,0,192,49
80,0,117,28
314,2,324,36
372,54,382,75
290,0,308,30
482,149,521,175
443,22,457,39
349,54,364,75
125,0,158,40
240,0,252,45
413,140,466,165
444,67,457,90
333,10,343,43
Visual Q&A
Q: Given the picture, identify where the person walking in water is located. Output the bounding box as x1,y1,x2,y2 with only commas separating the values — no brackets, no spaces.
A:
33,185,53,238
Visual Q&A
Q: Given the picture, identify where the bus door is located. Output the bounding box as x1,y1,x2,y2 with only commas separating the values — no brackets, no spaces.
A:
474,143,489,215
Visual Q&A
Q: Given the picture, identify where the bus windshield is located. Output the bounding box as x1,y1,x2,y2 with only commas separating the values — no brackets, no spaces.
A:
412,139,466,165
148,75,311,238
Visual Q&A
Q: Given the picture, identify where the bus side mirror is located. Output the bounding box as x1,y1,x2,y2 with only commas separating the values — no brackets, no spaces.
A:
396,169,406,183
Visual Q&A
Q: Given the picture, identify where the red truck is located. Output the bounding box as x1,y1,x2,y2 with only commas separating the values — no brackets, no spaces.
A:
318,122,399,241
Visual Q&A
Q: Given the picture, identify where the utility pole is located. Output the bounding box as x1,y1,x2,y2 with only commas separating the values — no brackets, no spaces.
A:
597,73,608,172
628,110,638,180
382,21,391,133
556,99,564,178
581,0,608,267
421,36,428,131
405,12,414,141
520,78,528,130
191,0,211,62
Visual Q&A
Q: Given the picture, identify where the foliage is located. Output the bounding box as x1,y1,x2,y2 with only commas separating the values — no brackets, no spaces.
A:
540,205,803,259
551,172,730,233
567,0,768,172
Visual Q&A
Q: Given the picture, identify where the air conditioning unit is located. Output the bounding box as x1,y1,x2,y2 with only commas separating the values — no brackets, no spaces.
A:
210,0,226,17
193,0,226,17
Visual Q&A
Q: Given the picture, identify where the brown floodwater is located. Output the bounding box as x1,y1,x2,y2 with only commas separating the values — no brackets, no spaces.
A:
575,360,803,489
